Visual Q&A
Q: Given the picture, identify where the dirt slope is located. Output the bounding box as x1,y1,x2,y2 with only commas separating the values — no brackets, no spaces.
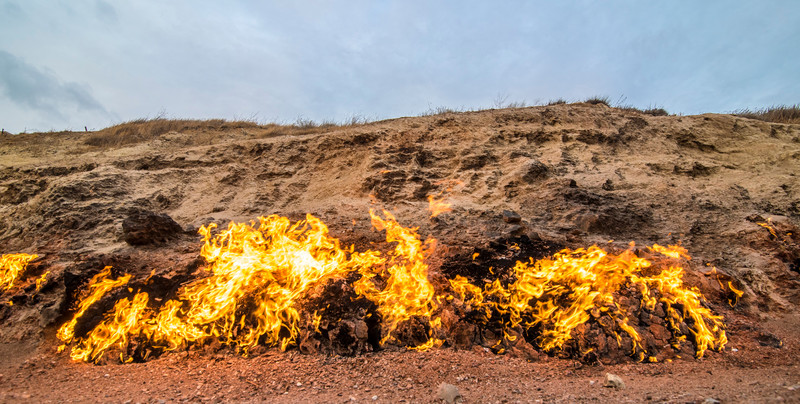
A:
1,103,799,402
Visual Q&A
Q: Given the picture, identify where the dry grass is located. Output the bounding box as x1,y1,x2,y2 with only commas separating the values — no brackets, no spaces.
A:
618,105,669,116
733,105,800,124
584,96,611,106
81,117,366,149
83,119,260,147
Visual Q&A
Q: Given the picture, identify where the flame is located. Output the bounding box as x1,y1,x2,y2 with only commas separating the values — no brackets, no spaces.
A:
427,194,452,218
35,271,50,292
0,253,38,291
57,211,727,362
59,210,443,361
57,267,132,355
757,219,779,239
354,209,441,347
450,245,727,358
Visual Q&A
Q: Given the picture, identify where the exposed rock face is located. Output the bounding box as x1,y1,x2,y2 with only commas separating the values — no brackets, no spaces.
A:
0,103,798,356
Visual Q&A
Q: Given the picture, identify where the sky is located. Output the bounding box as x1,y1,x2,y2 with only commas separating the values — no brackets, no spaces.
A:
0,1,798,133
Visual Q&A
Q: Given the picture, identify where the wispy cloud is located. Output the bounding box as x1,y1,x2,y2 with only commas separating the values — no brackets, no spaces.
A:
0,50,109,121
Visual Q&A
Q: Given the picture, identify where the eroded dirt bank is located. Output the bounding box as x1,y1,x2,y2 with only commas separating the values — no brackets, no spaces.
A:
1,103,799,402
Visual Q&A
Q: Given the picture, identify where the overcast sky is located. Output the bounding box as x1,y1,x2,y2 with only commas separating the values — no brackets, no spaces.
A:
0,1,798,133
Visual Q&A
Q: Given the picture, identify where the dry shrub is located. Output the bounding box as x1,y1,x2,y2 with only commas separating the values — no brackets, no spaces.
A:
734,105,800,124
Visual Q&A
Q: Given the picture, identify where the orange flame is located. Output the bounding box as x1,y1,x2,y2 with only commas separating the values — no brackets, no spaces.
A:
450,245,727,358
57,266,132,354
57,212,727,362
58,210,443,361
0,253,38,291
427,194,452,218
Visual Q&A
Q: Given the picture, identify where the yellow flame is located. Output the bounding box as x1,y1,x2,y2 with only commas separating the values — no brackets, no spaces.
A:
57,211,728,362
59,210,443,361
35,271,50,292
757,220,778,239
57,266,132,350
355,209,440,346
0,253,38,291
450,245,727,358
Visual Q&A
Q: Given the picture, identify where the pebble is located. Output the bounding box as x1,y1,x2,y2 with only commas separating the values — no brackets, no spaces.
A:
437,383,462,403
703,399,721,404
371,395,378,401
603,373,625,389
502,210,522,223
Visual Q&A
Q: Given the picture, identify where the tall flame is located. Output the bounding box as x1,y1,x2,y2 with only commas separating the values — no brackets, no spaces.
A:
58,211,443,362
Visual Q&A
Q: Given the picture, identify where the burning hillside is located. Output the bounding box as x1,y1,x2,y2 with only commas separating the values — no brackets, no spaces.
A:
1,103,799,402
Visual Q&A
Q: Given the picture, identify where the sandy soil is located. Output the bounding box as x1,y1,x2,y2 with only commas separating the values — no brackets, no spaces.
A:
1,103,799,402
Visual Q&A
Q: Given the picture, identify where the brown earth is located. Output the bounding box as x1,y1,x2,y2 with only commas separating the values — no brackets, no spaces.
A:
1,103,800,402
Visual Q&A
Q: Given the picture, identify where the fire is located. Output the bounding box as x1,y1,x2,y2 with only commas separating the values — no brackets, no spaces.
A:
354,210,441,347
58,211,442,362
450,244,727,358
56,211,728,363
427,194,452,218
57,266,132,353
0,253,38,291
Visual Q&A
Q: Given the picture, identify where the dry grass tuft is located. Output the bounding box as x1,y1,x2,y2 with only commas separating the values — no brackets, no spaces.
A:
584,96,611,106
733,105,800,124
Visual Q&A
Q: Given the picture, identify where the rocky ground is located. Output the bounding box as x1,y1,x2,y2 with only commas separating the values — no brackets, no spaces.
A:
1,103,799,402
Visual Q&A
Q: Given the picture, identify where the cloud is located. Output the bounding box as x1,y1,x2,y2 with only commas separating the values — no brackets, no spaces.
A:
0,50,109,120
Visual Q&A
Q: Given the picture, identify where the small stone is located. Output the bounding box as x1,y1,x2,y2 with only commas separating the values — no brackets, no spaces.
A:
104,373,110,378
603,373,625,389
502,210,522,223
703,399,721,404
371,395,378,401
756,332,783,348
437,383,462,403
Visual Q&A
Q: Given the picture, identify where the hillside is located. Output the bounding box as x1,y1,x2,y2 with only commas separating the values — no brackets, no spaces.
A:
1,103,799,402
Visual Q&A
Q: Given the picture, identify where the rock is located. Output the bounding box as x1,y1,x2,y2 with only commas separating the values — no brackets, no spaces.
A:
649,323,670,343
756,332,783,348
603,373,625,389
521,160,549,183
122,210,184,245
436,383,462,403
502,210,522,223
508,339,540,362
703,398,721,404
